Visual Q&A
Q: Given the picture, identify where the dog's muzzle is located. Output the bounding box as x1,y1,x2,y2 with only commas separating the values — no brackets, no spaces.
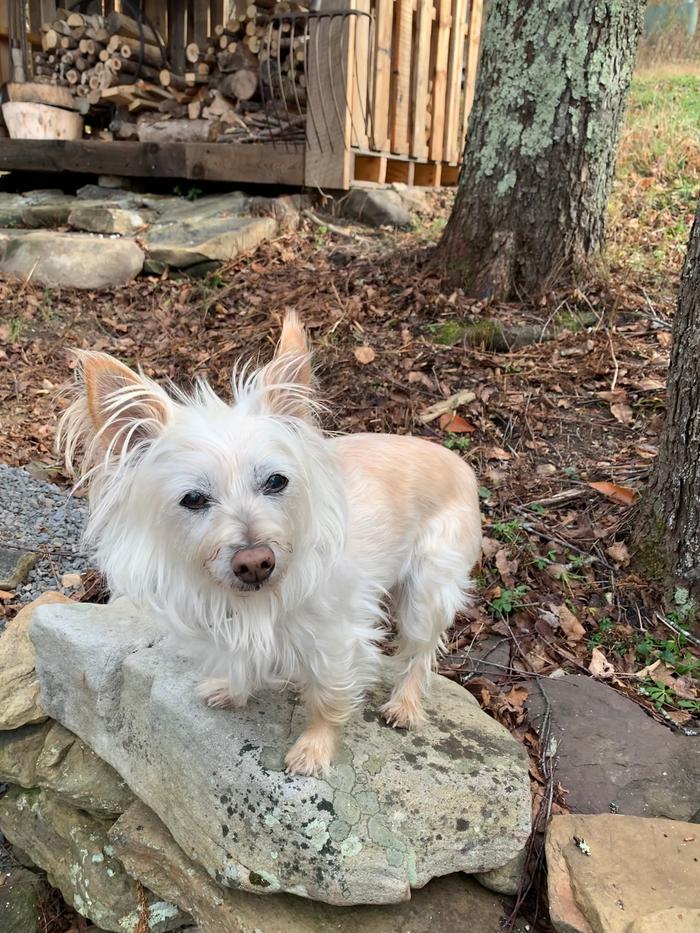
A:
231,546,275,585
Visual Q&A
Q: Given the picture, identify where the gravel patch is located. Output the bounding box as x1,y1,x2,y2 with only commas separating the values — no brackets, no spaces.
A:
0,466,88,622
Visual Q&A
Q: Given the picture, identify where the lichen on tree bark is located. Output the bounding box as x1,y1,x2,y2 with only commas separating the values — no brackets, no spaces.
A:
437,0,645,300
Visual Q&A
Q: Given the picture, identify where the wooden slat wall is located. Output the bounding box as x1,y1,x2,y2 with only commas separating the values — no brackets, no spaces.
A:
356,0,483,167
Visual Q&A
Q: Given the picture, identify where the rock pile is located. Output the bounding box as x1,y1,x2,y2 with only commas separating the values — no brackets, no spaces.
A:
0,182,426,289
0,594,532,931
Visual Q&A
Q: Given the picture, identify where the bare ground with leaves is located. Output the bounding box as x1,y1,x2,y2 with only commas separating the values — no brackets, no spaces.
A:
2,70,700,931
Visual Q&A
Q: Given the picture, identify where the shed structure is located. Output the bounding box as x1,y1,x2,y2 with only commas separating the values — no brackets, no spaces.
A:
0,0,483,188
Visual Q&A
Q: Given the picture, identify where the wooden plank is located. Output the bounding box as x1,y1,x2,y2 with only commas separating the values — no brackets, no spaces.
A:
385,158,412,184
410,0,432,159
428,0,452,161
168,0,187,72
351,0,370,149
5,81,80,111
414,161,441,186
443,0,466,162
144,0,168,40
370,0,393,152
441,163,459,185
461,0,483,154
390,0,412,155
185,143,303,184
0,139,304,185
210,0,225,30
353,153,386,184
304,0,353,189
191,0,209,43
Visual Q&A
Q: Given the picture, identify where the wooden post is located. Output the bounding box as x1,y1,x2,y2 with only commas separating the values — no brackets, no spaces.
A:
428,0,452,161
370,0,393,151
461,0,483,154
304,0,354,189
167,0,186,72
410,0,432,159
390,0,412,155
443,0,466,162
351,0,370,149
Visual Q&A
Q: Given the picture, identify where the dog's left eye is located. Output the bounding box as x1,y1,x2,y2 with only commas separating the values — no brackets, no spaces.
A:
179,491,211,511
264,473,288,494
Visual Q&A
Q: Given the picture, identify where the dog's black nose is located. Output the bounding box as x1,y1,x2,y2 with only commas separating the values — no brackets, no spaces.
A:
232,546,275,585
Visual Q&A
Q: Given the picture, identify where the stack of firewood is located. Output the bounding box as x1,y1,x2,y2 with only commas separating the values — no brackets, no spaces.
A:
31,4,309,144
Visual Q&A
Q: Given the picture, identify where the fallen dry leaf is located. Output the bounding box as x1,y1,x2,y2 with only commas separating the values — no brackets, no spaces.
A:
610,401,634,425
354,346,376,365
588,481,636,505
486,446,513,462
606,541,631,566
589,647,614,679
439,412,476,433
504,684,528,709
495,548,519,588
558,604,585,644
481,536,500,560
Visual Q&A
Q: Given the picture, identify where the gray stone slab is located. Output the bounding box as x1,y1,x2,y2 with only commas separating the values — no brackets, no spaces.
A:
527,675,700,821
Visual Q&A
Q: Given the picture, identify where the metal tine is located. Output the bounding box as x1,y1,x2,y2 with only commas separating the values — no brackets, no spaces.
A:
301,14,322,151
338,11,358,148
288,15,305,138
274,16,291,149
348,10,372,148
312,12,334,151
366,11,376,145
260,20,277,148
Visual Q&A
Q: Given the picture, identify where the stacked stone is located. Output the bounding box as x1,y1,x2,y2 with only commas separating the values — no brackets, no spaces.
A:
0,594,532,932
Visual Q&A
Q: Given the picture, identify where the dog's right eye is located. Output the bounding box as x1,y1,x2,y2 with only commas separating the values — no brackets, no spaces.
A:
179,491,211,511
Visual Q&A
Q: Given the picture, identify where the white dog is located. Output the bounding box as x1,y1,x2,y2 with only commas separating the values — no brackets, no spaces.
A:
59,313,481,776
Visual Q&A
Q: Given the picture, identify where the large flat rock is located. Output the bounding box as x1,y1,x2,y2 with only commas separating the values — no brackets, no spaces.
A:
143,214,276,268
0,229,144,288
527,675,700,820
111,800,515,933
30,598,531,906
546,813,700,933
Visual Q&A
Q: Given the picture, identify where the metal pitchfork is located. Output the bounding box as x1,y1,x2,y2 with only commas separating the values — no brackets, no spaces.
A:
258,4,374,151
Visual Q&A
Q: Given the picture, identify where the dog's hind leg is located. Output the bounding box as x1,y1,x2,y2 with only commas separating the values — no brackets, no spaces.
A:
382,519,473,729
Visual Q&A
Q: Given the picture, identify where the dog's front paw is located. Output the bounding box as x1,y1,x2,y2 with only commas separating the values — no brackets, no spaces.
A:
285,731,334,777
381,696,425,730
196,678,248,710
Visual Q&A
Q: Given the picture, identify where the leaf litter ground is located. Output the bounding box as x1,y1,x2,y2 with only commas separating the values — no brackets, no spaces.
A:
2,69,700,932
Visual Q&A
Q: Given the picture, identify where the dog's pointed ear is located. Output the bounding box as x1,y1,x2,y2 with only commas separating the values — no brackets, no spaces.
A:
259,312,313,420
77,351,170,455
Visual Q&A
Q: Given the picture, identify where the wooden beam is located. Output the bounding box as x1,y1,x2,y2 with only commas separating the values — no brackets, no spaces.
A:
167,0,187,72
0,139,304,185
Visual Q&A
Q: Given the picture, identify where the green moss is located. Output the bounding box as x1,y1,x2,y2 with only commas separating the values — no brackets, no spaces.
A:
426,320,467,346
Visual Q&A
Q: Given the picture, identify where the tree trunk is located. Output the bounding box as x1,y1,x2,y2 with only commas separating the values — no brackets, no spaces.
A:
635,198,700,612
436,0,645,301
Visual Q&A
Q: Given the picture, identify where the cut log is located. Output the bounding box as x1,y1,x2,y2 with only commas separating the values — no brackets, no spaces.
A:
186,42,201,63
105,12,163,47
106,35,164,69
137,119,220,143
219,68,259,101
159,69,187,91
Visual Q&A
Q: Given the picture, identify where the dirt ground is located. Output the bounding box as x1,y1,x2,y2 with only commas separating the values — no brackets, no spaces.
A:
2,68,700,931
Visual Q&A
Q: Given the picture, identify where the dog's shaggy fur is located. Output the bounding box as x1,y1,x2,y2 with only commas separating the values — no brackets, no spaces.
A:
59,313,482,775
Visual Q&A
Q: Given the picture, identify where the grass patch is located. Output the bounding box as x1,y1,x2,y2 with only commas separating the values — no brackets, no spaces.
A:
608,69,700,298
